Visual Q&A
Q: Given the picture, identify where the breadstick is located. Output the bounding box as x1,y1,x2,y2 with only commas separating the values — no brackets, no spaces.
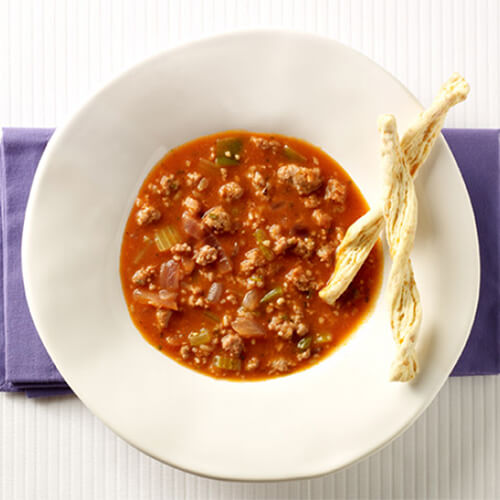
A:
379,114,421,382
320,206,384,303
402,73,470,176
319,73,469,306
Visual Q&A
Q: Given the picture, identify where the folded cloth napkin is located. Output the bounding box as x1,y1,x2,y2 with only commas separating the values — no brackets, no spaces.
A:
445,129,500,376
0,128,498,397
0,129,71,397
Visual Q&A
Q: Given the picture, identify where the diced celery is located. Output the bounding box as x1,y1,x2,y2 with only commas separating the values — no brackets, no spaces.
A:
188,328,212,346
260,286,283,304
215,156,239,166
283,144,307,163
254,228,267,243
254,228,274,261
199,158,218,169
199,158,220,175
203,311,221,323
215,137,242,157
154,226,182,252
133,239,153,264
213,355,241,371
297,336,312,351
215,137,242,165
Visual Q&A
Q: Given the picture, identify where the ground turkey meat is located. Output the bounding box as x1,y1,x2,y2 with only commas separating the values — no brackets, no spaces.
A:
219,181,244,201
186,171,202,187
303,194,321,208
202,206,232,234
335,226,345,244
312,209,332,228
273,236,297,256
156,309,172,329
317,242,336,262
245,273,265,289
293,238,315,258
159,174,180,196
185,285,206,308
131,265,156,286
269,358,294,374
286,265,317,292
250,169,266,189
277,164,323,195
269,224,282,240
197,177,209,191
240,248,266,275
170,242,192,255
183,196,202,215
249,136,281,153
325,178,347,204
194,245,218,266
136,203,161,226
180,345,190,359
269,313,308,339
221,333,244,357
245,357,260,371
297,348,311,361
247,167,271,199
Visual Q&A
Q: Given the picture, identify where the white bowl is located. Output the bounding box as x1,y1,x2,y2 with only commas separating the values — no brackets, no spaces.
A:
22,30,479,480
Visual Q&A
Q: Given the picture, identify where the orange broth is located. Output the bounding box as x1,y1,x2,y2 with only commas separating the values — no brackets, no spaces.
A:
120,131,383,380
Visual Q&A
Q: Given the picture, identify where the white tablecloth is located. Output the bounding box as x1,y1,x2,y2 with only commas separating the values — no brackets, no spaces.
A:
1,1,499,498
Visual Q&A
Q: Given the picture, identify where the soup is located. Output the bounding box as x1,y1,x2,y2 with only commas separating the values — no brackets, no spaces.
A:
120,131,383,380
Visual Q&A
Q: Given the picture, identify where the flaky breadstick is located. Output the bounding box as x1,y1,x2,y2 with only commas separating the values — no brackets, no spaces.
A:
319,73,470,306
379,115,421,382
320,206,385,302
402,73,470,176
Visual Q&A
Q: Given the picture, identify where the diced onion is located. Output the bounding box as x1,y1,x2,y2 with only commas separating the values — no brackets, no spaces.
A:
217,255,233,274
231,317,265,338
159,260,180,291
157,310,173,329
242,290,260,311
181,257,195,275
132,288,178,310
205,233,233,274
182,212,205,239
206,282,223,303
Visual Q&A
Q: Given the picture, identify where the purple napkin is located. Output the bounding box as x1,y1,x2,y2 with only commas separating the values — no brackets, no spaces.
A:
0,128,498,398
444,129,500,376
0,128,71,397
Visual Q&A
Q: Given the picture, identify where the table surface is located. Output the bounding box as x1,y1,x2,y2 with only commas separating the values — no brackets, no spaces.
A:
1,0,499,499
